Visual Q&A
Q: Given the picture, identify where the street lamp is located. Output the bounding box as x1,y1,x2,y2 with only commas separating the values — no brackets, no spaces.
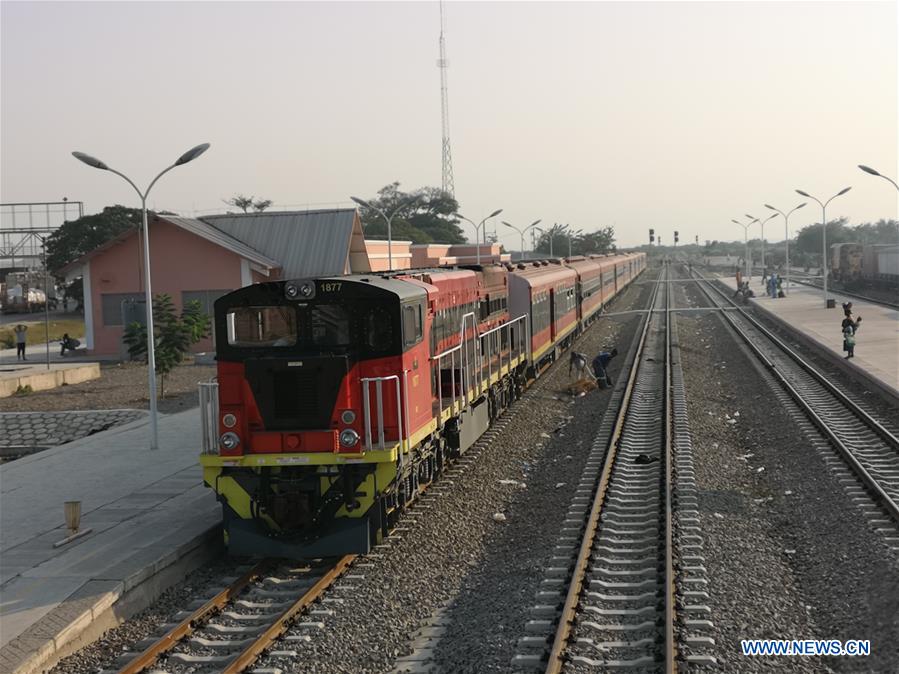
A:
502,219,541,260
765,202,806,294
858,165,899,191
73,142,211,450
533,226,551,257
795,187,851,306
457,209,503,264
731,219,753,281
350,195,420,271
744,212,779,271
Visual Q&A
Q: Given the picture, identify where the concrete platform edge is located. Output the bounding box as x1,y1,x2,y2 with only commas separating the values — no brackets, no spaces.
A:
0,523,222,674
728,284,899,408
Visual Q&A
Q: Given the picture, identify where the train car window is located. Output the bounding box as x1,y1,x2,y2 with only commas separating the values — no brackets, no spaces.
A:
227,306,297,347
310,304,351,346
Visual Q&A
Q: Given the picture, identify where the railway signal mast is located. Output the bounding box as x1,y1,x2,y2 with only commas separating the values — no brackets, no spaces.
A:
438,0,455,198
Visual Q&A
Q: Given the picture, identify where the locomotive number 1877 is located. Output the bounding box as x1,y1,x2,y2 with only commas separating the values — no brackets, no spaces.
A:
320,282,343,292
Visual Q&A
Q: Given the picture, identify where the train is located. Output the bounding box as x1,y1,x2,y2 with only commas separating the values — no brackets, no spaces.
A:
199,252,647,557
830,243,899,289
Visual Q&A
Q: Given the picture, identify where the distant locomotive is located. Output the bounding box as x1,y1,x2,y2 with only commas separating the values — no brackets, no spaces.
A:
200,252,646,557
831,242,899,289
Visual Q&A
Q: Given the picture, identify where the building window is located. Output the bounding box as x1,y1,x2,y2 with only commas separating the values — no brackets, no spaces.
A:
101,293,145,327
182,289,231,317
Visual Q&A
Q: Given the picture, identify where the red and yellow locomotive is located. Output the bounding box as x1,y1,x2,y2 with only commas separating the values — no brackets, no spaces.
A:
200,253,645,556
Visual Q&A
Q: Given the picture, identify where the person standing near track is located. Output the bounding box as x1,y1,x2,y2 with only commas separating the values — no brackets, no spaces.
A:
14,324,28,361
592,348,618,388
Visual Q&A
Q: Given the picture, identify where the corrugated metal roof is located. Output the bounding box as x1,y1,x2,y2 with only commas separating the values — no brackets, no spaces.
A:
163,217,280,270
202,209,359,278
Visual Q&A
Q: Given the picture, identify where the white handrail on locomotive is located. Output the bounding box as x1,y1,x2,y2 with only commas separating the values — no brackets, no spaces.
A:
199,381,220,455
432,311,530,428
360,375,405,459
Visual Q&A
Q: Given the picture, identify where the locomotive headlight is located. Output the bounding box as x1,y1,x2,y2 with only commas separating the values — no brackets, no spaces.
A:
222,413,237,428
299,281,315,298
220,432,241,450
339,429,360,448
340,410,356,424
285,283,300,299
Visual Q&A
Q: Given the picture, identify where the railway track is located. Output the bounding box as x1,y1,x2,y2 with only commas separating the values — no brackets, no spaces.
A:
109,555,354,674
514,265,714,671
691,269,899,531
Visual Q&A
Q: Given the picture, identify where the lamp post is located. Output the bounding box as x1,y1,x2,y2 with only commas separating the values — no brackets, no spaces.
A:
350,196,421,271
731,219,753,280
502,219,541,260
858,164,899,192
73,143,211,450
795,187,851,306
457,209,503,264
764,202,806,294
744,212,778,271
534,226,552,257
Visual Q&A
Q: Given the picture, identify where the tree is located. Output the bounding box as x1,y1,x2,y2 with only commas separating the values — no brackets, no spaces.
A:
534,224,616,257
46,205,142,275
225,195,254,213
224,194,274,213
794,218,853,256
852,219,899,245
357,182,465,244
122,295,211,398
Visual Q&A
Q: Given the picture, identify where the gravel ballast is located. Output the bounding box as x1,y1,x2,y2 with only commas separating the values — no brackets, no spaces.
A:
0,362,215,413
677,276,899,672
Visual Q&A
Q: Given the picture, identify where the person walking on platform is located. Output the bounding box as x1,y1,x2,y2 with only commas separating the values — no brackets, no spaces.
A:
14,324,27,360
592,348,618,388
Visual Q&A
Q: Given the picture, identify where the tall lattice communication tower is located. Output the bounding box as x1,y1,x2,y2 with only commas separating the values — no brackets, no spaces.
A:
437,0,455,198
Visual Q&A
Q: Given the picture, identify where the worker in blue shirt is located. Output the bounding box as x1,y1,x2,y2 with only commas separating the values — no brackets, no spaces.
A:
592,348,618,387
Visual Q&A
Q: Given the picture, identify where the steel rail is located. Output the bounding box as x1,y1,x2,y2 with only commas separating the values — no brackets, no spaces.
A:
117,559,272,674
690,271,899,524
221,554,356,674
663,270,676,673
544,267,667,674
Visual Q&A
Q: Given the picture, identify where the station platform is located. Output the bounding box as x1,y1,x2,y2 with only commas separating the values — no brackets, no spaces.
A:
0,408,220,674
711,273,899,402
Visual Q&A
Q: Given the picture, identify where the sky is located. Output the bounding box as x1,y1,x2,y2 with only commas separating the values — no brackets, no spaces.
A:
1,0,897,250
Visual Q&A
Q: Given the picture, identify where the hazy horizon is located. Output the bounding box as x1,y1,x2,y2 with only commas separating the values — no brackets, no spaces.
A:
2,1,897,250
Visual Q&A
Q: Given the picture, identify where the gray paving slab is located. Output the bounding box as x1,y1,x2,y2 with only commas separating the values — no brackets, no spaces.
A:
0,406,221,672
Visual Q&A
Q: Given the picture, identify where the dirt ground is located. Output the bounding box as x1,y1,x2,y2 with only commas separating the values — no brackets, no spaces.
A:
0,362,216,413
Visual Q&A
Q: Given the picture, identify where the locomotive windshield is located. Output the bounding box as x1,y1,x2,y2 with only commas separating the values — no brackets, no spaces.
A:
224,301,397,354
227,306,297,347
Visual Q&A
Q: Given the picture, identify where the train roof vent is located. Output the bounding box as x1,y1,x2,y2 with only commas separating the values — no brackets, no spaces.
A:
549,259,561,265
541,260,549,266
516,263,526,270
